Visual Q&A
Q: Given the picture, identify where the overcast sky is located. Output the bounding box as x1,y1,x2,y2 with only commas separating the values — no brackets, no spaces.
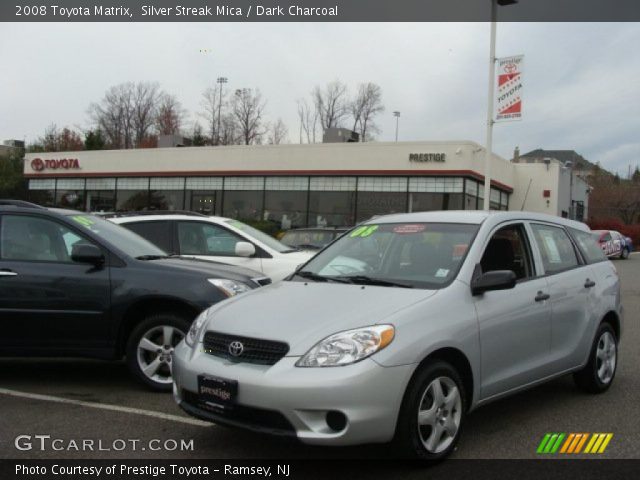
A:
1,22,638,175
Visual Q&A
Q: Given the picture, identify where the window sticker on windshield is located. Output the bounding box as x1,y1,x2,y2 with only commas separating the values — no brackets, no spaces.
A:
435,268,449,278
453,244,469,258
350,225,378,238
72,216,94,227
393,224,427,235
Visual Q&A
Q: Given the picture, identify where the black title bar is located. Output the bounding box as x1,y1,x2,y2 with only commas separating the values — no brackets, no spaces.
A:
3,0,640,22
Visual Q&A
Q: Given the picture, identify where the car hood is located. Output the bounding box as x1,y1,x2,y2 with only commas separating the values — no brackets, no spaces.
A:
201,281,437,355
139,257,266,283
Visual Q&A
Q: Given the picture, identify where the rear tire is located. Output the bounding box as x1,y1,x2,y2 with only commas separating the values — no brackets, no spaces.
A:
126,313,190,392
620,247,629,259
573,322,618,394
393,361,466,460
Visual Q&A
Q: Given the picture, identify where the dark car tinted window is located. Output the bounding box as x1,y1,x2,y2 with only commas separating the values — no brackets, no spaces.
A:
1,214,95,263
570,227,608,264
531,224,579,274
124,221,173,253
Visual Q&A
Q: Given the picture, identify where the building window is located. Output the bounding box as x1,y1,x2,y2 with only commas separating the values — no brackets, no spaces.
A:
149,178,185,210
355,177,408,222
55,178,86,210
116,177,149,211
308,191,355,227
264,191,308,230
86,178,116,212
28,179,55,207
185,177,223,215
222,191,264,221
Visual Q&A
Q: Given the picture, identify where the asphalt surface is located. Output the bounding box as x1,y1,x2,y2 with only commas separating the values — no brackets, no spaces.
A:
1,255,638,460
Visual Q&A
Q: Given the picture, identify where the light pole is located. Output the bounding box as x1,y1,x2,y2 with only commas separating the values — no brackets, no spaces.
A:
393,111,400,142
216,77,227,145
482,0,518,210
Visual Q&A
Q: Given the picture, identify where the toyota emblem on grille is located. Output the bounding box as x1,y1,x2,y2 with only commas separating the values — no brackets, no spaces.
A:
228,341,244,357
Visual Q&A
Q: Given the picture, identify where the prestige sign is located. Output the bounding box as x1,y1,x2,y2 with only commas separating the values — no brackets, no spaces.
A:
30,158,80,172
409,153,446,163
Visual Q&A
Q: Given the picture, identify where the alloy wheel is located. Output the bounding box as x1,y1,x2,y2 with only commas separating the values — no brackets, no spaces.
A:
596,331,617,384
136,325,185,385
417,376,462,454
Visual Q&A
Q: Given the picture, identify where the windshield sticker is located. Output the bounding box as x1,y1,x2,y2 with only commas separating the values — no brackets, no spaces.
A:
393,224,427,235
350,225,379,238
539,231,562,263
72,216,94,227
453,244,469,258
435,268,450,278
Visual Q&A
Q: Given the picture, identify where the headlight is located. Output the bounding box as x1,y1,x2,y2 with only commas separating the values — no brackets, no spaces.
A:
185,311,208,347
296,325,395,367
208,278,252,297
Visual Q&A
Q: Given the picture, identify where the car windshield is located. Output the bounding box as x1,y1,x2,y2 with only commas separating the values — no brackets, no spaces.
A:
66,214,168,258
295,222,479,289
224,219,295,253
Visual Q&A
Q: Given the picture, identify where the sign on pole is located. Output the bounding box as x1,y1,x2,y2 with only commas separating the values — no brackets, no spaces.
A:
495,55,524,122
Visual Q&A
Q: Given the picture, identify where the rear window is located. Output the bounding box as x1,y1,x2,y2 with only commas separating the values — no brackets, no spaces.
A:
570,227,607,264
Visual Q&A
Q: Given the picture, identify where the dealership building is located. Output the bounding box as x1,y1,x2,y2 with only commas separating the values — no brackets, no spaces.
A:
23,140,589,228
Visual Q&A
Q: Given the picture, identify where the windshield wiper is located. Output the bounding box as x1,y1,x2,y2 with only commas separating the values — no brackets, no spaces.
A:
335,275,414,289
295,271,351,283
135,254,171,260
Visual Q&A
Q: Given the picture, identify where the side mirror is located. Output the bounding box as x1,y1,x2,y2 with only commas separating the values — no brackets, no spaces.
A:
235,241,256,257
71,243,105,266
471,270,516,296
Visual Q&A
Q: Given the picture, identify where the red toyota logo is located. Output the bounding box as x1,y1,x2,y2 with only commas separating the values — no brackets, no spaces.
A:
30,158,45,171
504,63,517,73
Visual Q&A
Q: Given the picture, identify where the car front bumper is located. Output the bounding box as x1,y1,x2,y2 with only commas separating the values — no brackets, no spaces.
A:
172,341,415,446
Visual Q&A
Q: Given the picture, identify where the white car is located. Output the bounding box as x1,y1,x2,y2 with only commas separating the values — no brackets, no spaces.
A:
110,213,314,281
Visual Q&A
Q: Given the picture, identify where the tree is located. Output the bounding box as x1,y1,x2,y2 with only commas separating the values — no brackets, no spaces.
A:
37,124,84,152
0,148,26,199
296,99,318,143
84,129,106,150
267,118,288,145
89,82,163,149
192,123,207,146
231,88,266,145
632,166,640,184
312,80,349,131
156,93,185,136
200,85,226,145
350,82,385,141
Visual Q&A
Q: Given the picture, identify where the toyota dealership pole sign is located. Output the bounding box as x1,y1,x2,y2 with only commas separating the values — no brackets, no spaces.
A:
495,55,524,122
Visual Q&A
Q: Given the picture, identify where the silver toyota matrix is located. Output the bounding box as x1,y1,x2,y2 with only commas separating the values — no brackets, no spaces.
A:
173,211,622,459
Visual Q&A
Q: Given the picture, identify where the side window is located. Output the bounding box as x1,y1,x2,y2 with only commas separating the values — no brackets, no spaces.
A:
569,227,607,264
0,215,94,263
602,232,612,242
480,224,534,280
177,221,245,256
531,224,579,274
124,221,172,253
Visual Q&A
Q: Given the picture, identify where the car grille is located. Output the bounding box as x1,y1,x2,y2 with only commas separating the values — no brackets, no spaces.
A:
181,390,295,436
202,331,289,365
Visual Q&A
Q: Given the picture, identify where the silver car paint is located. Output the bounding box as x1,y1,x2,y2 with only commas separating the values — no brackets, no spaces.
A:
173,211,622,445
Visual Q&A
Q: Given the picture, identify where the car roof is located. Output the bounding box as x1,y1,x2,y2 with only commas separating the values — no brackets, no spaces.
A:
111,214,232,223
363,210,591,231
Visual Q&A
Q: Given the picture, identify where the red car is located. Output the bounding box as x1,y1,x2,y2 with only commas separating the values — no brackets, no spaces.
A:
593,230,631,259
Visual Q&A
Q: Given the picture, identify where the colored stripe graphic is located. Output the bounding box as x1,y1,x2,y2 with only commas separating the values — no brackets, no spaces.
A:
539,433,613,454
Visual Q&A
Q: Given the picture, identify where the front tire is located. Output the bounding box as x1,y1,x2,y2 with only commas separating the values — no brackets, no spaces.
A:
394,361,466,460
126,313,189,391
573,323,618,393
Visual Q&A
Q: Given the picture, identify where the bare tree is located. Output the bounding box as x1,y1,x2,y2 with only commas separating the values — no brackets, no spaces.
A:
296,99,319,143
200,86,225,145
232,88,266,145
89,82,157,149
312,80,349,131
350,82,385,142
38,124,84,152
132,82,160,146
156,93,186,136
267,119,288,145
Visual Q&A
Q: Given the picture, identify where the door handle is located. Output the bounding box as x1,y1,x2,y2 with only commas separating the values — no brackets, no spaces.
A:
535,291,550,302
584,279,596,288
0,269,17,277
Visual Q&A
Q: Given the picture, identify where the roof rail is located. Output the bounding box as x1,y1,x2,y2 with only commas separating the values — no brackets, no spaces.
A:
98,210,208,219
0,200,46,209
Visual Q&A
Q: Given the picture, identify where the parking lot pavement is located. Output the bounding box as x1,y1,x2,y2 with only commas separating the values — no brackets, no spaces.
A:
1,256,639,460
